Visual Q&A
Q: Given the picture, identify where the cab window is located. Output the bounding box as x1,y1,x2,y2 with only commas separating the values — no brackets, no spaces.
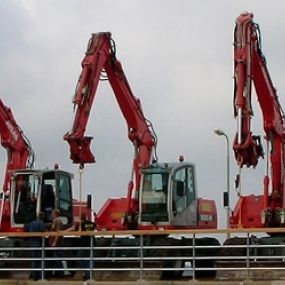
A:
14,174,39,224
173,166,195,215
58,174,72,223
141,173,169,222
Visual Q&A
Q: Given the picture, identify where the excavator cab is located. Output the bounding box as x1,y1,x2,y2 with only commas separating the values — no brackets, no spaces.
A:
139,162,197,227
10,169,74,228
139,162,217,229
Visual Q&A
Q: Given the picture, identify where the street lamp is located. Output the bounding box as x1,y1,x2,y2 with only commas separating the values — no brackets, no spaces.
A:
214,128,230,238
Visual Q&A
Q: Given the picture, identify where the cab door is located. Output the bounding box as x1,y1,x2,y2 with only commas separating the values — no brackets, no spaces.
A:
56,172,73,225
170,164,197,227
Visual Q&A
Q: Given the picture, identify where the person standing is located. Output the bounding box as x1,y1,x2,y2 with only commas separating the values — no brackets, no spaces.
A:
48,209,64,277
79,213,95,280
67,213,95,280
26,212,46,281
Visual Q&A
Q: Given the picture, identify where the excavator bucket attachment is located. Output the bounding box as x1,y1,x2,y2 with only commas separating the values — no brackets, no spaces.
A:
64,136,95,164
233,133,264,168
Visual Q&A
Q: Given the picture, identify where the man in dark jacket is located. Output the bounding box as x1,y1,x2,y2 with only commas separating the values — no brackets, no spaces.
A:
79,213,95,280
26,212,46,281
67,213,95,280
48,209,64,276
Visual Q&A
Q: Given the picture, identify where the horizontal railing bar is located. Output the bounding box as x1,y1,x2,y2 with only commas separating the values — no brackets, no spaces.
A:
197,256,285,260
4,267,285,272
1,227,285,238
3,245,285,252
0,246,102,250
2,255,285,262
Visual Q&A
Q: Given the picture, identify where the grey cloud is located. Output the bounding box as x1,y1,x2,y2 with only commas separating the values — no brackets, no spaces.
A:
0,1,284,228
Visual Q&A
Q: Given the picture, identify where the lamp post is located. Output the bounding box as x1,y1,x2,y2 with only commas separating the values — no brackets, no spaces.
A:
214,128,230,238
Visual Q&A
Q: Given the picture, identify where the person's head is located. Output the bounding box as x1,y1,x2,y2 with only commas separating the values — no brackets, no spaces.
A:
51,209,61,219
37,212,45,221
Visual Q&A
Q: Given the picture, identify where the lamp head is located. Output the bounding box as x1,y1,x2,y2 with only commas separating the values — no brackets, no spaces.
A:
214,128,225,136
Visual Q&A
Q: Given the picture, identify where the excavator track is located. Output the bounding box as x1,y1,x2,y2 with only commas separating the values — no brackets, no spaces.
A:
216,261,285,280
217,236,285,280
93,261,162,281
92,236,220,280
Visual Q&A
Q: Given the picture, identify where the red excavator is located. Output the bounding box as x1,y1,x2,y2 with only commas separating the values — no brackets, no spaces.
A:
215,13,285,279
64,32,219,278
231,12,285,229
0,98,92,277
64,32,217,231
217,14,285,279
0,98,90,232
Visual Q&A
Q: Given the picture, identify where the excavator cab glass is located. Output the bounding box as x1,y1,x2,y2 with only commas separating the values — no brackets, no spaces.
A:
140,165,169,224
175,181,185,197
139,162,197,227
11,170,73,227
172,166,196,216
13,174,39,224
41,170,73,223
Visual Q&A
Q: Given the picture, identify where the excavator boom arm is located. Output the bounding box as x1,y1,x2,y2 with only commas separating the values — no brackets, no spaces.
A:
64,33,155,164
233,12,285,215
64,32,156,216
0,99,34,192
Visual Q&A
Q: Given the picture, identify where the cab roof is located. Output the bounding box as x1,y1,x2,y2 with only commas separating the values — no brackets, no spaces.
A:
140,162,194,174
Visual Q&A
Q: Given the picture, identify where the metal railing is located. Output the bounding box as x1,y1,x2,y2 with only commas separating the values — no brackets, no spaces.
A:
1,228,285,281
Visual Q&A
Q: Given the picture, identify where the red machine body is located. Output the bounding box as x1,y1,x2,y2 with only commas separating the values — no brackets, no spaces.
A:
231,12,285,228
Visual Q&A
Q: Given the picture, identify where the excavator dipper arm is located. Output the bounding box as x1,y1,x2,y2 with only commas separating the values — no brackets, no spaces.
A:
233,13,265,168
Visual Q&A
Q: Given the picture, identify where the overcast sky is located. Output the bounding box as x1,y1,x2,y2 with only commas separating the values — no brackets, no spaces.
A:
1,1,285,228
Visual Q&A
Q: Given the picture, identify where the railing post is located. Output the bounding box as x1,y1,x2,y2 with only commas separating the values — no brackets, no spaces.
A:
41,235,45,280
192,233,196,280
90,235,94,281
139,234,144,281
246,232,250,279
